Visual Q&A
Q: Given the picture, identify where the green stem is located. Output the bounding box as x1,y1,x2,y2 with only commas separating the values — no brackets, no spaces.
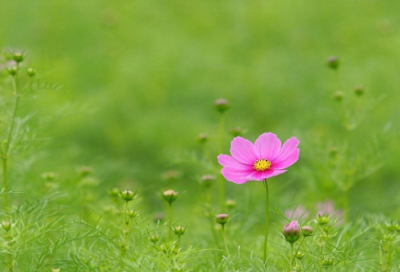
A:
222,224,230,256
290,242,294,270
2,70,20,209
168,203,172,241
294,236,305,265
218,113,225,212
343,189,349,222
263,179,269,268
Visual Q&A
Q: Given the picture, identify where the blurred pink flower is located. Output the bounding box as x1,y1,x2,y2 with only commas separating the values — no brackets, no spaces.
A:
316,200,344,219
217,132,300,184
284,205,310,220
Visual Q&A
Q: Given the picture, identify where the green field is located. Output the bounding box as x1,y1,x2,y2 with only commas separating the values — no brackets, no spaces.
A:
1,1,400,271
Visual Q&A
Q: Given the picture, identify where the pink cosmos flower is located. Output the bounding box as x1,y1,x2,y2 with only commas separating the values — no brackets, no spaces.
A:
217,132,299,184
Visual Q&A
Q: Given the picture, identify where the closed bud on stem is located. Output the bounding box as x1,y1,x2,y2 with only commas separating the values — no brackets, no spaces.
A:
328,146,338,157
302,225,313,237
283,221,301,243
229,127,245,137
197,133,208,144
12,52,24,63
128,209,140,218
76,166,93,177
333,91,344,101
2,222,11,231
173,226,186,237
225,199,236,209
215,214,229,226
295,251,305,260
120,190,135,202
327,56,339,69
149,235,159,244
321,258,334,266
41,172,55,181
108,187,119,197
214,98,230,113
200,175,215,188
27,68,37,77
161,190,178,204
317,214,330,225
7,66,18,76
354,85,364,96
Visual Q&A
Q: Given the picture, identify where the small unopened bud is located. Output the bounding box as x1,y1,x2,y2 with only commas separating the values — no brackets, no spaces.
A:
12,52,24,63
302,225,313,237
149,235,159,244
120,190,135,202
214,98,230,113
295,251,305,260
200,175,215,188
197,133,208,144
230,127,245,137
7,66,18,76
354,85,364,96
321,258,334,266
283,221,301,243
215,214,229,225
161,190,178,204
317,214,330,225
76,166,93,177
41,172,55,181
225,200,236,209
153,212,164,223
173,226,186,237
327,56,339,70
27,68,37,77
328,146,338,157
120,242,128,252
108,187,119,197
2,222,11,231
128,209,140,218
333,91,344,101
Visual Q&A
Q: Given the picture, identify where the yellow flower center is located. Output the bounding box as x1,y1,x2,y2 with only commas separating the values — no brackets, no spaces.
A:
254,159,271,171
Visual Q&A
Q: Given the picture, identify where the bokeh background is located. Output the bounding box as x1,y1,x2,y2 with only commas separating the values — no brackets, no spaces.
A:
1,0,400,225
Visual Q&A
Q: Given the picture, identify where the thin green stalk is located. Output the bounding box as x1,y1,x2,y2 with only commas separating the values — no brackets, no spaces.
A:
218,113,225,212
290,242,294,270
2,69,20,209
222,225,229,256
168,203,172,241
263,179,269,268
294,236,305,265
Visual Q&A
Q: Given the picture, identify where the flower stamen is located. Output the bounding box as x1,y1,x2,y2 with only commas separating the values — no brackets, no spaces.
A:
254,160,271,171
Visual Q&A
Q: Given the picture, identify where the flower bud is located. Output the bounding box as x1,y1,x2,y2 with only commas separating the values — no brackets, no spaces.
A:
321,258,334,266
283,221,301,243
354,85,364,96
12,52,24,63
333,91,344,102
214,98,230,113
2,222,11,231
326,56,339,70
76,166,93,177
295,251,305,260
173,226,186,237
229,127,245,137
225,199,236,209
161,190,178,204
200,175,215,188
149,235,159,244
302,225,313,237
153,212,164,223
215,214,229,225
328,146,338,157
108,187,119,197
41,172,55,181
120,190,135,202
128,209,140,218
197,133,208,144
317,215,329,225
27,68,37,77
7,66,18,76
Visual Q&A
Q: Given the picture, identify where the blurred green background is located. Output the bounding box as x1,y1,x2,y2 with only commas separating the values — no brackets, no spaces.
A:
1,0,400,219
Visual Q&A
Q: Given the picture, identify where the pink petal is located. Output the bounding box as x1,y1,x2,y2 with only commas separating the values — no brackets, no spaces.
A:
254,133,282,161
271,149,299,169
262,169,286,179
218,155,254,171
243,171,265,181
274,137,299,162
230,137,258,165
221,168,253,184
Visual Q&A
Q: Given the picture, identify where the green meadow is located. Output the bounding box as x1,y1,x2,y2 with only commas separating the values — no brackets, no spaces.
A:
1,0,400,271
